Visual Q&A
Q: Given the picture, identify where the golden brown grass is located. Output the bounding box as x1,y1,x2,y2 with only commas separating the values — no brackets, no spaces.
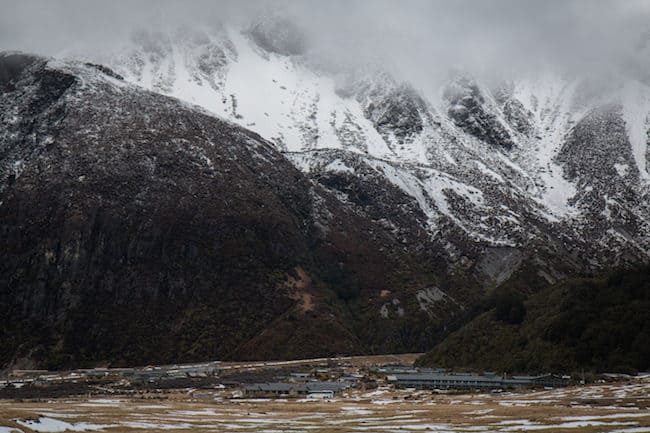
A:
1,377,648,432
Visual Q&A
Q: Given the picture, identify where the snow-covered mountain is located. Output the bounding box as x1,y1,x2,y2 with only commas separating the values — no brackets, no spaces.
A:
74,19,650,280
0,51,459,367
2,16,650,368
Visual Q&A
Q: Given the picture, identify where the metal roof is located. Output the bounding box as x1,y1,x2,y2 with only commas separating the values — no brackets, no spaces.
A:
390,373,504,383
244,381,352,393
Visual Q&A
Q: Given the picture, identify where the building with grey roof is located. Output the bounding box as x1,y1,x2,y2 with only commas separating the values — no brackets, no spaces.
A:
243,381,352,397
387,373,568,390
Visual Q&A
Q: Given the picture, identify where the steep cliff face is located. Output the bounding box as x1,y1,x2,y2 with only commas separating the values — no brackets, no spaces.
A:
0,52,467,369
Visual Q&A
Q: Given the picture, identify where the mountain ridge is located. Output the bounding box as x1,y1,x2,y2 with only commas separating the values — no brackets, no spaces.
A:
1,15,649,368
72,23,650,263
0,51,477,369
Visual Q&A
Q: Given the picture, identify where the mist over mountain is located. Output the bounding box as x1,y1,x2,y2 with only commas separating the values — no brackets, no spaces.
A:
3,0,650,93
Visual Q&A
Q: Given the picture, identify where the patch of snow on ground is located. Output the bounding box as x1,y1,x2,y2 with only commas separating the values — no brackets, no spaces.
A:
15,417,112,432
120,421,192,430
341,407,374,416
612,428,650,433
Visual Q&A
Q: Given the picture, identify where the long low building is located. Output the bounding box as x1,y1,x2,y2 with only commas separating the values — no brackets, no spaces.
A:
243,381,352,397
387,373,568,390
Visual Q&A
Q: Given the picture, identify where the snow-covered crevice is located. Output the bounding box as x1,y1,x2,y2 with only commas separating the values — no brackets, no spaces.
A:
621,80,650,182
512,75,582,220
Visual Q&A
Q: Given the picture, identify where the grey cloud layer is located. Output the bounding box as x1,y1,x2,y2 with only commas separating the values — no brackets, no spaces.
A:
2,0,649,86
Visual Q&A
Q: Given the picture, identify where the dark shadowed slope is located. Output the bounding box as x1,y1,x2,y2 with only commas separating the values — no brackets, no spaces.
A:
417,266,650,374
0,52,467,369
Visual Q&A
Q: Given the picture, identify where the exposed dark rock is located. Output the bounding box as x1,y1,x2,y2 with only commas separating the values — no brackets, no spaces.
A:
444,77,515,149
83,62,124,80
363,85,425,143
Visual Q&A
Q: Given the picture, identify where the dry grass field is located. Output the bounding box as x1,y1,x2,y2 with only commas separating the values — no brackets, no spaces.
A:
0,375,649,433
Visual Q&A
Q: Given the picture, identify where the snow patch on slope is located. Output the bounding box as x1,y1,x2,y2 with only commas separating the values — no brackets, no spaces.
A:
621,80,650,181
514,75,580,219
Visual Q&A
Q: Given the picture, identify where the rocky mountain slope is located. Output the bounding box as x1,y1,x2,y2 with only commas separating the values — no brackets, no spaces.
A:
77,21,650,278
0,52,470,368
2,17,650,368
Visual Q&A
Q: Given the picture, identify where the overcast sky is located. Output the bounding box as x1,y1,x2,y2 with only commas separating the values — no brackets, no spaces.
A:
2,0,650,87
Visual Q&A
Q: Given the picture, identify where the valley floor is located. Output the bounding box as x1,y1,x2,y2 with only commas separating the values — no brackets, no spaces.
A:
1,375,649,433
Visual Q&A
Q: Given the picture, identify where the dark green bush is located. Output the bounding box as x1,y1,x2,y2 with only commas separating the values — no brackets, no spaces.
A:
493,289,526,324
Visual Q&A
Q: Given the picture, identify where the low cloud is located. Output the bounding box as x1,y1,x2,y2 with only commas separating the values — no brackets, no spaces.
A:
2,0,649,92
